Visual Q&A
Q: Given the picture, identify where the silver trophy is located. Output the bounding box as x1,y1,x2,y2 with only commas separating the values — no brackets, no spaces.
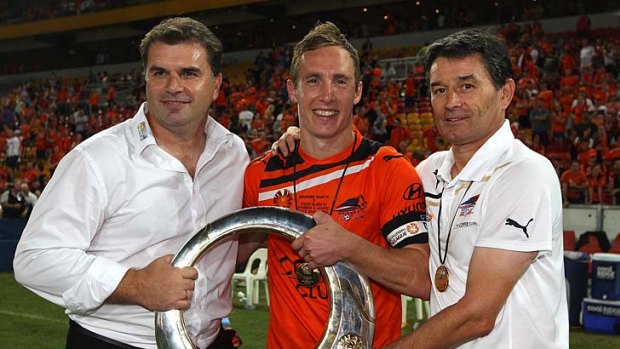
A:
155,206,375,349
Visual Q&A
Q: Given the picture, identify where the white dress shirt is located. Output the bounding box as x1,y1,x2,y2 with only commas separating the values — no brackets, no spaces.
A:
14,103,250,349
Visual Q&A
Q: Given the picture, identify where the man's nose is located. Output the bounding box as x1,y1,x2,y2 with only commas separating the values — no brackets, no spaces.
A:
445,90,462,109
165,73,183,92
318,82,335,102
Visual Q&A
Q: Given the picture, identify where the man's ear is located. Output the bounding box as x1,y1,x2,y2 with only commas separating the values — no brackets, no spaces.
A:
212,73,223,100
500,78,516,110
286,79,298,104
354,81,363,105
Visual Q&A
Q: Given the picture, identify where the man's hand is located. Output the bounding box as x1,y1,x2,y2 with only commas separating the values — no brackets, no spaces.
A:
271,126,300,157
110,254,198,311
291,211,360,269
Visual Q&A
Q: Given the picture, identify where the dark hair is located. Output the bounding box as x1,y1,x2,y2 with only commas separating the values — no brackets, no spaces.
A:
290,21,361,84
139,17,223,75
424,28,513,90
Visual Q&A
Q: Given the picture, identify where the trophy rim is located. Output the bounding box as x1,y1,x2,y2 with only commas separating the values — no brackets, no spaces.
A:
154,206,375,349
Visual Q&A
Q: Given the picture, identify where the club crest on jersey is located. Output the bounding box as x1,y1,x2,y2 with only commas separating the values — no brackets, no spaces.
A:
459,195,479,216
333,195,367,221
273,189,293,208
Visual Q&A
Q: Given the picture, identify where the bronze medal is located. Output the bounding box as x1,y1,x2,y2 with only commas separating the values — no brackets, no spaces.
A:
435,265,449,292
296,262,319,287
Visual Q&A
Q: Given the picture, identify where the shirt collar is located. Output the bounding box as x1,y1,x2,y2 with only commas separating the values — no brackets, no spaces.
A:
438,119,513,183
129,103,157,156
129,102,230,158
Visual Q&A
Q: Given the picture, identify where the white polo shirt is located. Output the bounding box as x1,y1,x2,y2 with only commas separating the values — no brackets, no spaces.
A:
417,120,568,348
14,103,249,348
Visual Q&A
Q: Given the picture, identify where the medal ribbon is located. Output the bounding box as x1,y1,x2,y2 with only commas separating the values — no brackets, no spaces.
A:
437,181,473,265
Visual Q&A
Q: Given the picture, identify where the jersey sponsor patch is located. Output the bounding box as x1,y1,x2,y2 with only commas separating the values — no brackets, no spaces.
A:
386,221,428,247
403,182,424,200
273,189,294,208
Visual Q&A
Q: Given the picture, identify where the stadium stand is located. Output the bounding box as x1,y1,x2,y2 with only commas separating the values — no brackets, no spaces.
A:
0,2,619,270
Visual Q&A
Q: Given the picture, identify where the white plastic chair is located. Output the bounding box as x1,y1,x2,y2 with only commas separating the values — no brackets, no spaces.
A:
401,295,430,328
232,248,269,308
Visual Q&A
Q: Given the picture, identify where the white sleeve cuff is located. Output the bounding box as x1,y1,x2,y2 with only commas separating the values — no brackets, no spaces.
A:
62,257,129,315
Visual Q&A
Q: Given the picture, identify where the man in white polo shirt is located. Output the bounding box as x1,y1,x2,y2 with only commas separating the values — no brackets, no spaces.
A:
386,28,568,348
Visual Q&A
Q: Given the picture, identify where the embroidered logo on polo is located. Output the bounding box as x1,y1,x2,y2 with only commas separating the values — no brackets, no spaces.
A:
433,169,441,190
505,218,534,238
333,195,367,221
273,189,293,208
458,195,479,216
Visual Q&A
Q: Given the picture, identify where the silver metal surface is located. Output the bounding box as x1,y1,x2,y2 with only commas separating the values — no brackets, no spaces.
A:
155,206,374,349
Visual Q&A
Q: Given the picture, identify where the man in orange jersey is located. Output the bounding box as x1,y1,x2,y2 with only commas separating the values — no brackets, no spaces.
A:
241,22,430,349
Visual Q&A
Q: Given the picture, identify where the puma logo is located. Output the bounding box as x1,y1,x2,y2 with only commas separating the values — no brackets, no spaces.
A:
505,218,534,238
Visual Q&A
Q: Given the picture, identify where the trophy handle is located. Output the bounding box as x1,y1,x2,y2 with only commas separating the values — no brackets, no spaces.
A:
155,206,374,349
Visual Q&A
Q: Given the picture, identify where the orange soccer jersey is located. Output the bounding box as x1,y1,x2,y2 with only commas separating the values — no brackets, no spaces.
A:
243,130,428,349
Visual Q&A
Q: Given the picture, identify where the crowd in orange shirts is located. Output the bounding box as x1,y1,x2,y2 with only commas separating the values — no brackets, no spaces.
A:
1,20,620,215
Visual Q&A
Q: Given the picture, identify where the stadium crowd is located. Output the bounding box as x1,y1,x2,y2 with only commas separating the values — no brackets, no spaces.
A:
1,17,620,219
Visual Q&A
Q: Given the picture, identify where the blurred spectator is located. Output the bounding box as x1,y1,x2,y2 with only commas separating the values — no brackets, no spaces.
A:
5,129,22,169
586,163,606,205
352,105,369,136
0,180,24,218
403,71,417,109
71,107,89,140
571,91,595,125
579,38,595,73
561,160,588,206
530,133,546,155
576,13,592,38
551,110,568,145
371,103,388,144
18,180,37,218
382,62,396,81
609,159,620,204
238,105,254,133
529,99,551,145
388,118,412,149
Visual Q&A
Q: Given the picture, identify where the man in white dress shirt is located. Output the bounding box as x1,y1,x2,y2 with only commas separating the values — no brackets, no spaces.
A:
14,17,249,349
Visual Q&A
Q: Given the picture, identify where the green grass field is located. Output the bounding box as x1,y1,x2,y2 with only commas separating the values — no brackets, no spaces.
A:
1,273,619,348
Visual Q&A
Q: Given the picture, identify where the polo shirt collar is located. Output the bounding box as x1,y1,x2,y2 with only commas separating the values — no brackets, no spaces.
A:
439,119,513,183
